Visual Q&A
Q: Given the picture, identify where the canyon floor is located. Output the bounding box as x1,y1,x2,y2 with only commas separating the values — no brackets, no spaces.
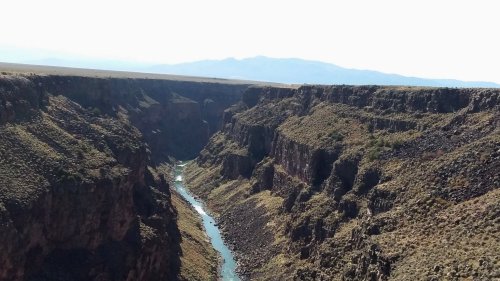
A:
0,64,253,280
0,63,499,280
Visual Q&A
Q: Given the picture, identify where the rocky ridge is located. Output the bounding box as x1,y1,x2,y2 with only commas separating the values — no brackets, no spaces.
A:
185,85,500,280
2,68,499,280
0,72,250,281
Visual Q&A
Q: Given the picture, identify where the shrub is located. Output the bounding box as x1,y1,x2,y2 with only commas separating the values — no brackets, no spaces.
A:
328,131,344,142
90,107,101,116
367,147,382,161
367,123,374,132
375,139,385,147
422,149,444,161
390,139,403,149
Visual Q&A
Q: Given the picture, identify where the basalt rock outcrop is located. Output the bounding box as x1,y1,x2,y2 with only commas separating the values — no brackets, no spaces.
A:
0,72,251,281
25,74,248,161
2,68,499,280
185,85,500,280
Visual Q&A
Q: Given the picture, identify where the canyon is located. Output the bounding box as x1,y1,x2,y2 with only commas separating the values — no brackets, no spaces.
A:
0,66,251,281
184,85,500,280
0,64,499,280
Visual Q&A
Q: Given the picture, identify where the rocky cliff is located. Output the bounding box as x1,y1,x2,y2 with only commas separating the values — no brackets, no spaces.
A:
0,71,250,281
2,67,499,280
185,85,500,280
24,74,248,161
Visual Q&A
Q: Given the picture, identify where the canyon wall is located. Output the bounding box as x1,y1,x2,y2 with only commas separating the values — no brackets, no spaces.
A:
2,68,499,280
0,72,249,280
26,74,249,160
185,85,500,280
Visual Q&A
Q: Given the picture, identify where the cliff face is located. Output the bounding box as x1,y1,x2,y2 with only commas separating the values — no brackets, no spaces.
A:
28,74,248,160
3,69,499,281
0,72,248,281
185,85,500,280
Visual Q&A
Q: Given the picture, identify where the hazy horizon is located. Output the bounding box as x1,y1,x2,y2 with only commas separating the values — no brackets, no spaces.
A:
2,45,500,86
1,0,499,84
2,54,498,88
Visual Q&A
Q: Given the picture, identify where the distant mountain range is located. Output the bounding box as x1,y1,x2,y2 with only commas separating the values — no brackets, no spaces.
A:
1,48,497,88
146,57,499,88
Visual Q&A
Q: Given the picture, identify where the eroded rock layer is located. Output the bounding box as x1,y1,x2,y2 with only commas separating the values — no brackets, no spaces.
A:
0,72,249,281
185,85,500,280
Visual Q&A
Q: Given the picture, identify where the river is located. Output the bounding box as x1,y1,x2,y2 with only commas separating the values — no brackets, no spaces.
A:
174,163,241,281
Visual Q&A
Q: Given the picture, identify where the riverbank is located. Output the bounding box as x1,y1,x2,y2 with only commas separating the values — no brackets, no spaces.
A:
174,163,241,281
149,163,218,281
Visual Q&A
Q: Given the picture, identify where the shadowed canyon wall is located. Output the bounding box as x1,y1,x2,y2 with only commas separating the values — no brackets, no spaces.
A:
27,75,249,160
0,73,249,281
2,71,499,280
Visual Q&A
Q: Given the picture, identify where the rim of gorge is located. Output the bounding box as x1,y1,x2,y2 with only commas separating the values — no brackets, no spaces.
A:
0,63,499,281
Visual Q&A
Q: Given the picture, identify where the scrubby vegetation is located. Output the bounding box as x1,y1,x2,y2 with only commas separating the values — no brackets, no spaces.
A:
1,70,499,281
185,85,500,280
0,71,251,281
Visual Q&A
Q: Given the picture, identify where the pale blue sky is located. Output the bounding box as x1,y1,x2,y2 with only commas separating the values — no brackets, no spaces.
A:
1,0,499,83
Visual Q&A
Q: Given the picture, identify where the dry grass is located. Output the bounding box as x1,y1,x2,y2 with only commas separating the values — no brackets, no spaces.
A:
378,189,500,280
171,191,219,281
0,62,278,85
183,85,500,280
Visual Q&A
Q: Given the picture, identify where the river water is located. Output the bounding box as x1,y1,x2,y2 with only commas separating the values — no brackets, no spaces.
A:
174,163,240,281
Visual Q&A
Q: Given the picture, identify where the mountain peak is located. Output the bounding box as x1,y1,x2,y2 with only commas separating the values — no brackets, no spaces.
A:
148,57,499,88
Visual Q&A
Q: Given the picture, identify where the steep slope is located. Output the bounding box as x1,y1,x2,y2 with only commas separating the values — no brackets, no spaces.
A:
2,67,499,280
184,85,500,280
25,73,249,160
0,72,250,280
0,75,178,280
